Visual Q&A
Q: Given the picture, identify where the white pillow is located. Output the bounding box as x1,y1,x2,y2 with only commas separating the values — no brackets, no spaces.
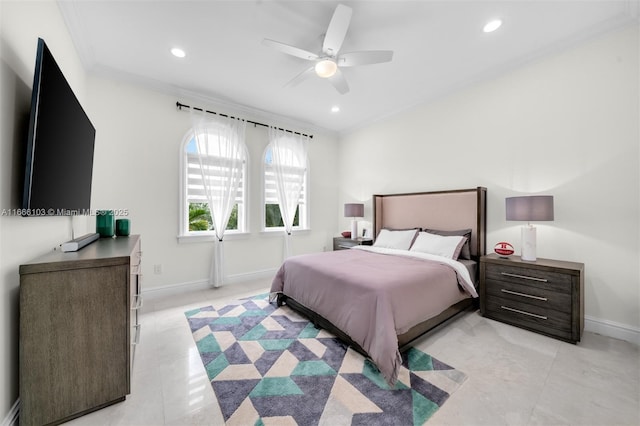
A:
373,229,418,251
410,232,467,260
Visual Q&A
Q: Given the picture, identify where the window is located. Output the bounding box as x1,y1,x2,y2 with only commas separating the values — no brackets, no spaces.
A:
263,144,308,230
180,131,247,237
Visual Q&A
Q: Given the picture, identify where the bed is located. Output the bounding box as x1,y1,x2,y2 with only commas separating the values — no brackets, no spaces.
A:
270,187,487,384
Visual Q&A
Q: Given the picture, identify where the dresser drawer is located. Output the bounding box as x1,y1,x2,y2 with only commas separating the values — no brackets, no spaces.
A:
484,278,572,313
485,262,571,294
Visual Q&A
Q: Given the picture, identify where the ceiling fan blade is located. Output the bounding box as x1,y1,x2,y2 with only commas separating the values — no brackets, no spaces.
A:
338,50,394,67
262,38,318,61
328,68,349,94
285,66,316,87
322,4,352,56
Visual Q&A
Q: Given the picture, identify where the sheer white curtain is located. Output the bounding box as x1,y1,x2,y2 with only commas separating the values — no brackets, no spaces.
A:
191,112,247,287
268,127,309,258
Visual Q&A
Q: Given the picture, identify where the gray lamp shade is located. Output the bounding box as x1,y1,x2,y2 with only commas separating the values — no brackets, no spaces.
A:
506,196,554,221
344,203,364,218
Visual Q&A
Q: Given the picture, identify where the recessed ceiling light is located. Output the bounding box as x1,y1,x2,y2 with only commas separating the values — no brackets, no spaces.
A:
483,19,502,33
331,106,340,113
171,47,186,58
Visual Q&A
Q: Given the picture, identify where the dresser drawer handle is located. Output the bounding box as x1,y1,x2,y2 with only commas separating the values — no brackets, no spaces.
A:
131,294,143,310
132,324,142,345
501,272,548,282
338,244,354,249
501,305,548,320
501,289,548,301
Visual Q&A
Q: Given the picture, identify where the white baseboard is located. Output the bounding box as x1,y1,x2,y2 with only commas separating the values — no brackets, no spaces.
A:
142,278,211,300
585,315,640,345
1,399,19,426
224,268,278,285
142,269,277,300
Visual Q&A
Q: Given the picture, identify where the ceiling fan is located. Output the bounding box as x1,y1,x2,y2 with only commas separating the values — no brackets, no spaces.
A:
262,4,393,94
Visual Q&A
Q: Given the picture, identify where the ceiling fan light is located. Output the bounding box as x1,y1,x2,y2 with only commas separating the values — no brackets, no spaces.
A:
315,60,337,78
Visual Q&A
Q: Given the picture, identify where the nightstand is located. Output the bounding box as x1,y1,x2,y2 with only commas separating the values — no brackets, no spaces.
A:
479,253,584,343
333,237,373,251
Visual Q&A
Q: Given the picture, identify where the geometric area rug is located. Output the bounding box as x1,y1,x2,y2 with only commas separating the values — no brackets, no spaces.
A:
185,293,467,425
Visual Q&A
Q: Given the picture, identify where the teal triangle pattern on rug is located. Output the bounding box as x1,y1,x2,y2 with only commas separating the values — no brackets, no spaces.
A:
185,293,467,425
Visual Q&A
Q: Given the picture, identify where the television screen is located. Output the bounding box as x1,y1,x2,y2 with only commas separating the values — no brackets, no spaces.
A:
22,38,95,216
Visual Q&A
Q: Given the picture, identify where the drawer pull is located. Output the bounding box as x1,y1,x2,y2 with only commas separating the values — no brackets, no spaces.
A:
338,244,354,249
501,272,548,282
501,305,547,320
501,289,548,301
132,324,141,345
131,294,143,310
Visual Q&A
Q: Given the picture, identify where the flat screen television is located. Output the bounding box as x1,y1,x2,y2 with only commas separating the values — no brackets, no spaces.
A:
22,38,95,216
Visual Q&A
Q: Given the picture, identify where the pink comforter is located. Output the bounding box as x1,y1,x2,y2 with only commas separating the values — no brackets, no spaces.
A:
270,247,473,385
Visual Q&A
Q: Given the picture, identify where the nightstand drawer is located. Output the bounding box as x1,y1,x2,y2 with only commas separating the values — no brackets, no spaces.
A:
485,263,571,294
336,240,358,249
485,279,572,313
333,237,373,251
485,298,572,338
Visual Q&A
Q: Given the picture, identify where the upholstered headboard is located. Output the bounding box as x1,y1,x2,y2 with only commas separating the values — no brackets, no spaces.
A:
373,187,487,259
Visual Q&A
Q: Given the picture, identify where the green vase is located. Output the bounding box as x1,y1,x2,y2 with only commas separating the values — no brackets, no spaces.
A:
116,219,130,236
96,210,115,237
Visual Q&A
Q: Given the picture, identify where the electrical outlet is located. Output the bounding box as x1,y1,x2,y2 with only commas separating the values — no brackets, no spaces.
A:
153,264,162,274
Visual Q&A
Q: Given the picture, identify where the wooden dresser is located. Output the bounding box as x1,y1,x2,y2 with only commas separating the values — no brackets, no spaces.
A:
479,253,584,343
19,235,142,426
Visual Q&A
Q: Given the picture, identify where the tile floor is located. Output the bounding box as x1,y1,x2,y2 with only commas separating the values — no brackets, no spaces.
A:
68,279,640,425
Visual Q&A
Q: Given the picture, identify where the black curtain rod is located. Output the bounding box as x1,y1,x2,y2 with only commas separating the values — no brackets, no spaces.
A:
176,101,313,139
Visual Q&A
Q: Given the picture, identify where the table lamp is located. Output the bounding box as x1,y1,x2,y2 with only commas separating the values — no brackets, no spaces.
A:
506,195,554,261
344,203,364,240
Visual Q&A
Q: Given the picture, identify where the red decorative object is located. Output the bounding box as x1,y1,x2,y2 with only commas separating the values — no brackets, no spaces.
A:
494,241,515,256
341,231,351,238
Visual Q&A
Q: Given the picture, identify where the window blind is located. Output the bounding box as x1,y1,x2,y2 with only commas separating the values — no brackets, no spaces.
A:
187,153,244,204
264,165,306,205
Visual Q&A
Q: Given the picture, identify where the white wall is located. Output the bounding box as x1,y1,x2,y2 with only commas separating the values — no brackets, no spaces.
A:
0,0,93,419
338,25,640,336
85,76,339,292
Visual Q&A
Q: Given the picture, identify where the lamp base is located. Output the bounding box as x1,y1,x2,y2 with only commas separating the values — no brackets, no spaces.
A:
521,225,537,261
351,219,358,240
